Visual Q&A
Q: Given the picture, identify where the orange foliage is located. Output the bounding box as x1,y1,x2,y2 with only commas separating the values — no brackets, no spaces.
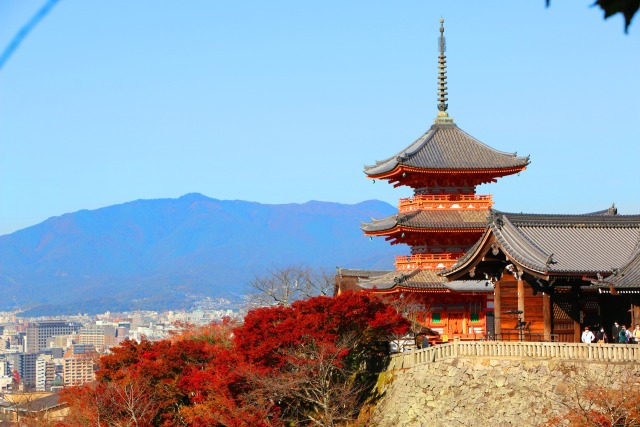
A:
544,370,640,427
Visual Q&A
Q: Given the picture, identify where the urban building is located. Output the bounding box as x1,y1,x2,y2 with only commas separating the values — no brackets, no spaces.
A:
76,324,118,352
26,321,80,353
35,354,55,392
63,344,97,387
5,352,37,389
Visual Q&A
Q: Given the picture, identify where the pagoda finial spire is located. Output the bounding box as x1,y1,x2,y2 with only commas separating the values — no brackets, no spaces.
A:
435,18,453,124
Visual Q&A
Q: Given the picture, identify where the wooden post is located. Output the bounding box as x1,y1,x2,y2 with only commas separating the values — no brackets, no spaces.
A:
494,281,502,340
632,304,640,329
517,269,525,341
543,292,552,341
569,284,581,343
517,274,525,316
574,320,581,343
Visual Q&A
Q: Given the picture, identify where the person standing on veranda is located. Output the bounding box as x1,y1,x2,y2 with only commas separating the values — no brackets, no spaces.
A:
595,327,608,343
612,321,621,343
632,324,640,344
581,327,595,344
619,325,630,344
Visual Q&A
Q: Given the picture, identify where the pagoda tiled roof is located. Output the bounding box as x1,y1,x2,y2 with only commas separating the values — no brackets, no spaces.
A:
357,269,487,292
364,123,530,176
361,209,489,233
444,209,640,277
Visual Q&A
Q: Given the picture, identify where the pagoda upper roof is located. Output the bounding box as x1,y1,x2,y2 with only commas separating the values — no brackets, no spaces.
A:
361,209,489,233
357,269,488,292
364,123,530,177
443,208,640,278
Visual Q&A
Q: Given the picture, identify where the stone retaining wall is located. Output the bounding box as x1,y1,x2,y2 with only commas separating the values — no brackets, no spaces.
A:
369,357,640,427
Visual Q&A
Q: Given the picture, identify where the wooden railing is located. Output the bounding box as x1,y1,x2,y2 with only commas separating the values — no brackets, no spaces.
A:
494,332,560,342
398,194,493,212
388,340,640,370
395,252,464,270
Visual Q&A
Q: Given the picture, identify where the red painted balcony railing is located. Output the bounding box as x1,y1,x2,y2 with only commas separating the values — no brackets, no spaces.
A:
398,194,493,212
395,252,464,270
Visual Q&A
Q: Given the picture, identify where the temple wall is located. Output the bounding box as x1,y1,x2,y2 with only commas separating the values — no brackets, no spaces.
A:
368,358,640,427
423,294,487,342
496,276,545,340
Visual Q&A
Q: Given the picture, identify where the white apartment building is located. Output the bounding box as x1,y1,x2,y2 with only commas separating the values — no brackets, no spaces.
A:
35,354,55,392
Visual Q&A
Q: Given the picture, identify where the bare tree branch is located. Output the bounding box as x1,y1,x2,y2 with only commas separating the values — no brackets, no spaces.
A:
245,264,333,308
248,333,369,427
542,364,640,426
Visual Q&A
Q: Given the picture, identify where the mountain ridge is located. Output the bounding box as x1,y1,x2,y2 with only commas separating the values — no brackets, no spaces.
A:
0,194,401,315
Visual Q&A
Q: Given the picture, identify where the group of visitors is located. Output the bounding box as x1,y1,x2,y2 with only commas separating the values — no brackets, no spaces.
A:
582,322,640,344
611,321,640,344
580,322,640,344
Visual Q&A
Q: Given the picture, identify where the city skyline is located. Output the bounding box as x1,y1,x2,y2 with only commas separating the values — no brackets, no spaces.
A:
1,1,639,235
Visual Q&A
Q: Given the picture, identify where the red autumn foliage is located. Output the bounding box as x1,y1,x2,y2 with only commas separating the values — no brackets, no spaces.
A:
59,292,408,427
235,292,409,370
235,292,409,425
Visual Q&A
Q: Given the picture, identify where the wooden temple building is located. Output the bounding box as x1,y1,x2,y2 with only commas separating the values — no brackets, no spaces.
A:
442,209,640,342
336,19,640,343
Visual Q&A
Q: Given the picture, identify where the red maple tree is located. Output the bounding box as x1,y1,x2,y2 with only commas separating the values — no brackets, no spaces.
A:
58,292,408,427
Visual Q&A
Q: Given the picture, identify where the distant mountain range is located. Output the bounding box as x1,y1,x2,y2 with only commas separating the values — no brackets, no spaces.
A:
0,194,402,315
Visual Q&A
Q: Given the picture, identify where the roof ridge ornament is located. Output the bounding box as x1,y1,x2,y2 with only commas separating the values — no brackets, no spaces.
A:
489,210,504,229
545,253,556,266
434,18,454,125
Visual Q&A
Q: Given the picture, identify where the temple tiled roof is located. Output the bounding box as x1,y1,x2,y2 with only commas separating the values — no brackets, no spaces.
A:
14,393,64,413
357,269,487,292
361,209,489,233
358,270,444,291
596,245,640,288
444,210,640,276
336,268,392,278
364,123,530,176
444,280,493,292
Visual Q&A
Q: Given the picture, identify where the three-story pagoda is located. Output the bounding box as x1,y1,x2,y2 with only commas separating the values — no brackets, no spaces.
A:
339,20,529,342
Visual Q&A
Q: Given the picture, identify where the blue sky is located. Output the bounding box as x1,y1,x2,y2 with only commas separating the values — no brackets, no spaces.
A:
0,1,638,235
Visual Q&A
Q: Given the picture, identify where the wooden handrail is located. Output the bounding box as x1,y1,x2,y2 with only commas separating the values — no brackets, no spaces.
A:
395,252,464,271
398,194,493,212
387,341,640,370
396,253,464,262
398,194,493,203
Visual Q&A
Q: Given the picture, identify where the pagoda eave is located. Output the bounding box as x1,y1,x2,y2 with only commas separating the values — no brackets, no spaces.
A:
364,226,486,236
369,165,527,188
365,227,485,246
